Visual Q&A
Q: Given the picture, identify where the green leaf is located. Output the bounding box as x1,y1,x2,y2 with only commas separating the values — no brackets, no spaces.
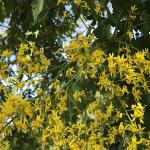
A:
31,0,45,23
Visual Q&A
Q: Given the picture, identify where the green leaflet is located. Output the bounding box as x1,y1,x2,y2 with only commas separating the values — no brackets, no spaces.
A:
31,0,45,23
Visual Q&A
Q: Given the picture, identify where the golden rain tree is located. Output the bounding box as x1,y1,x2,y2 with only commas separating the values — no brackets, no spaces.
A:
0,0,150,150
0,35,150,149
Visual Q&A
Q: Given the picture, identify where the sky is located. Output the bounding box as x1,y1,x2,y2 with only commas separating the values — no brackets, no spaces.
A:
0,19,9,39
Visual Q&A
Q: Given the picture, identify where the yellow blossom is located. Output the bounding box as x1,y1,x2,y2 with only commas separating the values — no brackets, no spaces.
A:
1,49,13,57
127,135,141,150
126,30,133,39
66,67,76,77
132,87,142,100
74,0,81,6
31,115,44,130
63,11,68,18
95,4,101,14
118,122,125,134
97,71,111,90
73,90,85,102
121,85,128,95
15,118,27,133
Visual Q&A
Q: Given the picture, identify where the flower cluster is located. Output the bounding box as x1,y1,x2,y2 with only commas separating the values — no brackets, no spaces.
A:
0,35,150,149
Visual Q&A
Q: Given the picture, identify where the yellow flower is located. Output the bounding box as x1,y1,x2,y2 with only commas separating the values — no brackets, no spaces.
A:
18,43,28,55
108,61,116,77
1,64,8,72
90,49,105,66
118,122,125,134
116,55,125,68
134,52,145,64
106,102,114,117
15,118,27,133
132,87,142,100
0,141,10,150
121,85,128,95
108,127,117,145
74,0,81,6
131,5,138,13
37,88,43,95
126,30,133,40
66,67,76,77
40,129,50,148
73,90,85,102
127,135,141,150
57,0,67,5
31,115,44,130
68,136,80,150
125,69,137,84
1,49,13,57
63,11,68,18
17,55,29,64
83,41,90,49
16,82,24,89
24,102,33,118
107,53,114,62
97,71,111,90
86,67,97,78
95,4,101,14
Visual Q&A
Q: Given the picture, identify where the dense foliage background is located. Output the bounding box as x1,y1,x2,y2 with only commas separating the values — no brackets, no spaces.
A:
0,0,150,149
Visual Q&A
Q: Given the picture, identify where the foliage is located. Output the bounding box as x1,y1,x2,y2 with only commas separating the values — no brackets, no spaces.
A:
31,0,45,23
0,36,150,149
0,0,150,149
